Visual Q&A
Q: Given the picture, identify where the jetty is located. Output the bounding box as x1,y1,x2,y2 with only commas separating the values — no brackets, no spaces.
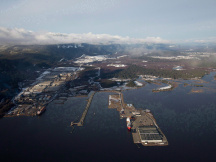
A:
72,91,96,126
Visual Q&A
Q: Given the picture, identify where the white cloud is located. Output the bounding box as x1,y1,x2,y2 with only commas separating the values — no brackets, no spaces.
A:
0,27,170,45
182,37,216,44
194,37,216,43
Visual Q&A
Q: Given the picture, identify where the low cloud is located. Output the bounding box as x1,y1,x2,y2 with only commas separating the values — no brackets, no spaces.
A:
182,37,216,44
194,37,216,43
0,27,170,45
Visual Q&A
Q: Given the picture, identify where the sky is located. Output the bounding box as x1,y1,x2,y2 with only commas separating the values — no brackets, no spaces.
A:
0,0,216,45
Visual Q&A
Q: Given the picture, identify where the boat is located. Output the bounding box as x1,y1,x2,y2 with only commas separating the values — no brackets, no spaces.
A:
126,117,131,131
37,106,46,115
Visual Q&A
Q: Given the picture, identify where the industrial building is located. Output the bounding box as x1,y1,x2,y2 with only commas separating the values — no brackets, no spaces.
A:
138,126,163,143
134,81,143,86
158,85,172,91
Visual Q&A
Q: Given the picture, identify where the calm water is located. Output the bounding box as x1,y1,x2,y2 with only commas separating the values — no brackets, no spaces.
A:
1,72,216,161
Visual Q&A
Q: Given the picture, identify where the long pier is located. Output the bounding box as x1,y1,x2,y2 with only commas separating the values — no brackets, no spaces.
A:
75,91,96,126
71,90,119,127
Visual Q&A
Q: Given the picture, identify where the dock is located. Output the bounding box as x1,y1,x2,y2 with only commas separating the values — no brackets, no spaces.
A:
73,90,119,126
108,92,168,146
131,111,168,146
70,90,168,146
75,91,96,126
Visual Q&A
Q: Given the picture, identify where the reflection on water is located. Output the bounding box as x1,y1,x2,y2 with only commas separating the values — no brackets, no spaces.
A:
0,72,216,161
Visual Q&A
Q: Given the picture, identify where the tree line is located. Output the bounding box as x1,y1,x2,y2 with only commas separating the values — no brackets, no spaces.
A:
112,65,207,80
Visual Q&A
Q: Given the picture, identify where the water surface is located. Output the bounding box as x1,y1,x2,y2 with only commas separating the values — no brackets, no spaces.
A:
1,73,216,161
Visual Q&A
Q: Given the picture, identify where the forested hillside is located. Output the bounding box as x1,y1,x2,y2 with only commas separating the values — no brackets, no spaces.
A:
112,65,207,79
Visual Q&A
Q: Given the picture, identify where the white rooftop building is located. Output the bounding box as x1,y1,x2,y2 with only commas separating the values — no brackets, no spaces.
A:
134,81,143,86
107,64,127,67
158,85,172,90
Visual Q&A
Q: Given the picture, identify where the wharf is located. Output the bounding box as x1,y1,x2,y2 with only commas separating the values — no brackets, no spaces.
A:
70,90,168,146
108,93,168,146
73,91,96,126
131,111,168,146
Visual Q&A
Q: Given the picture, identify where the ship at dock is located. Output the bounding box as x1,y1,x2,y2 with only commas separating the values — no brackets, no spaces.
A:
108,93,168,146
37,106,46,115
131,109,168,146
126,117,131,131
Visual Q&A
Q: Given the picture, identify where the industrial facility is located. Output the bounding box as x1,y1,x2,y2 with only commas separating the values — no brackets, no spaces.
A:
7,67,84,117
138,126,163,143
108,93,168,146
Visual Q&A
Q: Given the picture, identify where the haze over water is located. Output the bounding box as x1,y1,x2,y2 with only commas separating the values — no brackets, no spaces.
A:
0,72,216,161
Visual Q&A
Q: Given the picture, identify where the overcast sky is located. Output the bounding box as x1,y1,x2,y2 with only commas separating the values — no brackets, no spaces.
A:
0,0,216,44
